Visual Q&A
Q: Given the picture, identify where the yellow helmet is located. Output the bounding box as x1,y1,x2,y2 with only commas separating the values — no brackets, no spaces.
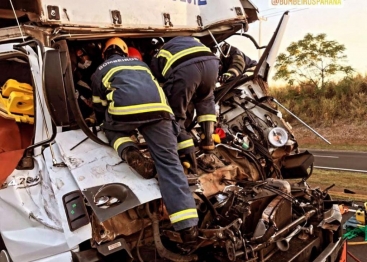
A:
103,37,128,56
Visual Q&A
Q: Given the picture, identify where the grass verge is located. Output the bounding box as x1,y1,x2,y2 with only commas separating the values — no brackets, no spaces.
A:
287,169,367,202
299,143,367,152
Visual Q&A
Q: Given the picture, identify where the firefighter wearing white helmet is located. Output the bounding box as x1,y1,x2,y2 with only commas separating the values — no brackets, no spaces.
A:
90,37,199,242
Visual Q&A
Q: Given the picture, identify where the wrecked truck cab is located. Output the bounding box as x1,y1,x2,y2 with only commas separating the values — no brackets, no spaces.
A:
0,1,347,262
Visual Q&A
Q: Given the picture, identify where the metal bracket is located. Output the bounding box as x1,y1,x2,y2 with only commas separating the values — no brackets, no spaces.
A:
163,13,173,27
197,15,203,27
234,7,243,16
47,6,60,20
111,10,122,25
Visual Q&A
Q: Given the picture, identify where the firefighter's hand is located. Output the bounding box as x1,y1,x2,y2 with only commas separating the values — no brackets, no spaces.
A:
218,72,235,83
85,113,97,127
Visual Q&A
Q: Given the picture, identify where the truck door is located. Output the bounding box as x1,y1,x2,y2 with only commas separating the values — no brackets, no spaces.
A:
0,42,42,184
0,41,75,262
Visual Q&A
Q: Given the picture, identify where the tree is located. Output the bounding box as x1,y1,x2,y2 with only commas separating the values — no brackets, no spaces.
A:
273,33,354,89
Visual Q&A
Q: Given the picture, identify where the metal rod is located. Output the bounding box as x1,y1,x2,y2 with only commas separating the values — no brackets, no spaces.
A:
247,209,316,254
207,30,230,58
70,137,89,151
9,0,25,42
272,98,331,145
347,250,362,262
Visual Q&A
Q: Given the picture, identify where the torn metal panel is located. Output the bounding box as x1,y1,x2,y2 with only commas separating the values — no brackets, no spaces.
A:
55,130,162,221
44,145,92,250
0,155,68,262
91,211,149,244
318,204,342,231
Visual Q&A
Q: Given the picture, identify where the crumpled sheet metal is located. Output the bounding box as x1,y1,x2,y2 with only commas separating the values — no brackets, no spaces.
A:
318,204,342,231
92,162,256,244
205,146,259,181
92,146,261,244
198,164,249,197
91,209,149,245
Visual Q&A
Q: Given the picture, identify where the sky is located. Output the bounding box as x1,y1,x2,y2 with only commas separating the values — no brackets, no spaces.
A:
227,0,367,86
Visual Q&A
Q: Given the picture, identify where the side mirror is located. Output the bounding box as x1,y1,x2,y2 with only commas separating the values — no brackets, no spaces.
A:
43,49,70,126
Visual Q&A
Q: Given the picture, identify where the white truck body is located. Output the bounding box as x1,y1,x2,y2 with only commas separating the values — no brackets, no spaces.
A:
1,2,343,262
0,0,258,30
0,1,258,261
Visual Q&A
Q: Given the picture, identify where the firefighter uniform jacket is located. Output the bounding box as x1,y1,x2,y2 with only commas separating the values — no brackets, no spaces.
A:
220,45,258,77
91,55,173,125
150,36,219,155
150,36,216,83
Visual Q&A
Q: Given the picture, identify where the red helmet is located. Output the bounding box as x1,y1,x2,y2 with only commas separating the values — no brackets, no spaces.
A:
128,47,143,61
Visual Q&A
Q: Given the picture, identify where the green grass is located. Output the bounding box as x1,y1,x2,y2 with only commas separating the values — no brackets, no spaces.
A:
300,143,367,152
269,74,367,126
288,169,367,202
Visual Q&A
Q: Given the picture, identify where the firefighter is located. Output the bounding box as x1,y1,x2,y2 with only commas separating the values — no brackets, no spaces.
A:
90,37,199,241
128,46,143,61
217,42,258,83
150,36,219,174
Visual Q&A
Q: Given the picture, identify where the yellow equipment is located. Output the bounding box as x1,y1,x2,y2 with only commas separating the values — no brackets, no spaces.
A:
0,79,34,124
355,202,367,225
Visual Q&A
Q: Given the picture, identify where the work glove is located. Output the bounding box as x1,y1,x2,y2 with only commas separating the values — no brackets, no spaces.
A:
85,113,97,127
218,72,235,83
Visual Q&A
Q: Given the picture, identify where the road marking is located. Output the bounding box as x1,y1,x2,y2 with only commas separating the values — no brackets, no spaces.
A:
314,166,367,173
313,155,339,158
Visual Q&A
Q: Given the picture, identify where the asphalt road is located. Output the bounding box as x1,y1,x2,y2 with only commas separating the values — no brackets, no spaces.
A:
302,149,367,173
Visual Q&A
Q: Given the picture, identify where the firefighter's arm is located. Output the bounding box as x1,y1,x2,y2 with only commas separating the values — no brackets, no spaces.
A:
219,49,246,83
150,55,166,83
91,73,108,124
227,53,246,77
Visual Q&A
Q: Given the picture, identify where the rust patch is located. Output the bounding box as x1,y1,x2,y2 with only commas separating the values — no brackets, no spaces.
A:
198,165,241,197
92,210,149,244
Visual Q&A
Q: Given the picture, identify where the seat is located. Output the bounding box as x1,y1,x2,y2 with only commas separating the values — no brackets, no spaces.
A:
0,117,33,185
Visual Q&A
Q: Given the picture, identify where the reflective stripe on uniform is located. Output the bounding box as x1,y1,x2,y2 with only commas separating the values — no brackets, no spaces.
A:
102,65,169,108
106,91,114,101
157,50,172,60
113,137,134,151
108,102,173,115
169,208,198,224
177,139,194,151
92,96,108,106
161,46,211,76
197,114,217,123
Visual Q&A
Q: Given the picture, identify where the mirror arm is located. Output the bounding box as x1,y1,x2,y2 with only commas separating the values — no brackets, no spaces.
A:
232,33,267,50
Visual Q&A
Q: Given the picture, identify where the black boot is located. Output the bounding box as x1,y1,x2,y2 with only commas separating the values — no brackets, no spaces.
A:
180,226,198,244
122,147,156,179
200,121,215,152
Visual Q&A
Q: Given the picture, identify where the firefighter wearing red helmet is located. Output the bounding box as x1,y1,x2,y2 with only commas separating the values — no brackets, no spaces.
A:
90,37,199,243
128,47,143,61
